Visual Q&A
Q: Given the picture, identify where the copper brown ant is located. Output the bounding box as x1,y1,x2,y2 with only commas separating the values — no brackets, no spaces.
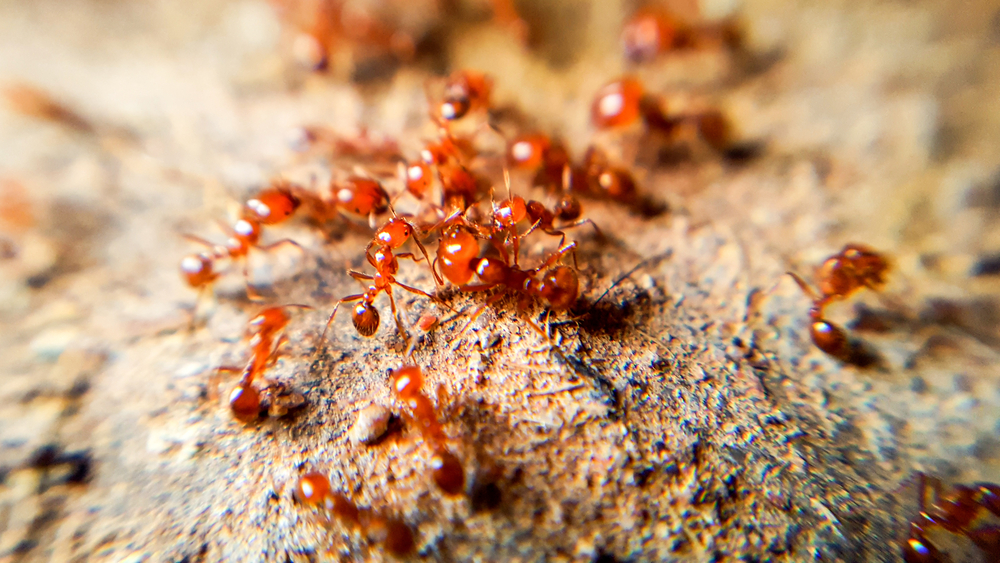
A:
621,8,742,64
390,365,465,496
437,70,492,122
217,304,311,423
591,77,736,154
319,214,443,350
294,471,416,558
181,181,306,303
788,244,891,364
903,473,1000,562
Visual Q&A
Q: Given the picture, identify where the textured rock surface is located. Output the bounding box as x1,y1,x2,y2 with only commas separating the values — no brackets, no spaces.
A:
1,0,1000,562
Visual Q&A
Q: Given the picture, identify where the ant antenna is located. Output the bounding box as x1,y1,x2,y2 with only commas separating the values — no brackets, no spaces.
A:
503,167,512,200
593,250,673,307
785,271,818,301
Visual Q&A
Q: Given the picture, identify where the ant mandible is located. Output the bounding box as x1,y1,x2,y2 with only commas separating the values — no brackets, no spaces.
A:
903,473,1000,562
788,244,890,363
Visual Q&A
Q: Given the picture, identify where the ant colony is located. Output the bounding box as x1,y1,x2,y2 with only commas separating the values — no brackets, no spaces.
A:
173,5,978,560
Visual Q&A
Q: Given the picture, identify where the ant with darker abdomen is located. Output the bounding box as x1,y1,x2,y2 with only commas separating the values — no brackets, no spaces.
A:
788,244,891,364
319,214,443,351
216,304,311,423
902,473,1000,562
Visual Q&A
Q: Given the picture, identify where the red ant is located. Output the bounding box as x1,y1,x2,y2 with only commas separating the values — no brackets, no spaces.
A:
217,305,311,423
590,77,735,153
788,244,891,363
319,214,441,349
437,70,492,122
294,471,416,557
181,181,305,302
449,237,580,339
390,365,465,495
488,169,600,267
621,8,742,64
903,473,1000,562
581,146,640,204
271,0,419,73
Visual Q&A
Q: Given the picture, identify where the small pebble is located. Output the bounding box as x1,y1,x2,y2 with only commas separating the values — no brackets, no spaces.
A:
349,404,391,445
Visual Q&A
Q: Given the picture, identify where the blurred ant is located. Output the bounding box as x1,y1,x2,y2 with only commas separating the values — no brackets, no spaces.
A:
217,304,311,423
621,8,742,64
903,473,1000,562
436,70,492,122
294,471,416,557
390,365,465,495
181,181,305,304
787,244,890,364
271,0,420,73
590,77,736,153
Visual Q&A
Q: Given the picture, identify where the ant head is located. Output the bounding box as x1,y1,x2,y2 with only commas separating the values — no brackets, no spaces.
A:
376,217,414,248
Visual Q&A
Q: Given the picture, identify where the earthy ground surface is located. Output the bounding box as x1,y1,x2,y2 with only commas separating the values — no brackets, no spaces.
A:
2,0,1000,561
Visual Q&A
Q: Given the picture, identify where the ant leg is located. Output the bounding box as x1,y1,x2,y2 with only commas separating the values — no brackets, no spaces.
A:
521,218,543,239
349,271,376,283
258,238,305,254
266,334,290,368
242,258,267,303
394,252,423,263
457,292,505,341
317,294,365,352
533,241,577,274
558,218,604,241
384,287,411,352
393,280,438,300
406,220,443,286
183,234,225,256
188,286,208,333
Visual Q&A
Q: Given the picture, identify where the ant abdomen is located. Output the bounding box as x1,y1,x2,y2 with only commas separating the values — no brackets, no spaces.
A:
591,77,644,129
352,301,380,337
229,384,261,422
294,471,331,505
539,266,578,311
437,228,480,285
336,176,390,217
555,194,582,221
245,185,300,225
507,134,550,171
809,319,850,360
381,518,416,557
430,449,465,495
